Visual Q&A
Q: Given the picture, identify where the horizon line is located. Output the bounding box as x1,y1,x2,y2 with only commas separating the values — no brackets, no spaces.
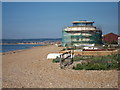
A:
1,38,62,39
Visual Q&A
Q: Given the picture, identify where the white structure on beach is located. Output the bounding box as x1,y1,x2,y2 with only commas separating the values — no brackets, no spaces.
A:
47,53,74,59
118,37,120,45
47,53,61,59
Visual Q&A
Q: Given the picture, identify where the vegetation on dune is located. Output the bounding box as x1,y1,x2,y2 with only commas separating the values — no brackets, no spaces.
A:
73,54,120,70
53,49,120,70
73,55,93,61
52,54,119,70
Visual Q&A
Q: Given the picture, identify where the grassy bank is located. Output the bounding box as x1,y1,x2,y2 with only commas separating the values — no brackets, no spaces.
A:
73,54,119,70
52,53,119,70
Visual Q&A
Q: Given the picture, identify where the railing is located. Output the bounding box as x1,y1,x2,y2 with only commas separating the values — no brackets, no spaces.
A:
59,51,73,69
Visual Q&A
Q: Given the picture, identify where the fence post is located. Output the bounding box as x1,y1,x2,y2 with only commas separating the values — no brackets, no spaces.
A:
60,55,63,69
60,51,74,69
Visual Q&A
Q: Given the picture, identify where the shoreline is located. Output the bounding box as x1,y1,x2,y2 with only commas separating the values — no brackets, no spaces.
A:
1,41,61,53
2,44,49,55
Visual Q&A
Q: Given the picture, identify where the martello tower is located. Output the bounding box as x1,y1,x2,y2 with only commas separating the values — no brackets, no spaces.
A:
62,20,102,47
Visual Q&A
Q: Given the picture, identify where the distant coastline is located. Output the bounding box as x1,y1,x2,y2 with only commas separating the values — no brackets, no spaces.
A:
1,41,61,45
1,38,62,53
1,42,49,45
1,38,62,45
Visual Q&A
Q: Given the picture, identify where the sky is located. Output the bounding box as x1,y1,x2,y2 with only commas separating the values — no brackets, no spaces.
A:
0,2,2,39
2,2,118,39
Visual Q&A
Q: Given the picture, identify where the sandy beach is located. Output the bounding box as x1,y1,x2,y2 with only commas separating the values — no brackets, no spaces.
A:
2,45,119,88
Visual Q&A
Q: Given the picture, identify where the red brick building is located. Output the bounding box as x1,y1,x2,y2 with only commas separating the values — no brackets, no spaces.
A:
103,33,120,44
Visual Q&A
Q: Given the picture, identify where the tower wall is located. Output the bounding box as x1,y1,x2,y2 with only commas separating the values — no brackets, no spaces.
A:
62,20,103,47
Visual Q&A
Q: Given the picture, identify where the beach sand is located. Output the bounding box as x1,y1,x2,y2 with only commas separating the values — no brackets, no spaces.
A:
2,45,119,88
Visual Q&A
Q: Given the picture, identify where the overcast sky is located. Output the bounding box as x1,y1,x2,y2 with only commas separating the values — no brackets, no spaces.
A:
2,2,118,39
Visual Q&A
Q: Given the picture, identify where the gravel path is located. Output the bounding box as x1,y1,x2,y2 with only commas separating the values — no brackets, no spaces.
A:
2,45,119,88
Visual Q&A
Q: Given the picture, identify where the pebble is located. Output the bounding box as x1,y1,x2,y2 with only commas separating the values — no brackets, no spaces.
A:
2,45,118,88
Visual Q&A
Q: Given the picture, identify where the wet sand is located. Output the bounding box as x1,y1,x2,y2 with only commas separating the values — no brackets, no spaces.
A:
2,45,119,88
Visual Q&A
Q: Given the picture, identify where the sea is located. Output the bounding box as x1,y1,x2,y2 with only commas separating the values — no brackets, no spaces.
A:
0,38,61,52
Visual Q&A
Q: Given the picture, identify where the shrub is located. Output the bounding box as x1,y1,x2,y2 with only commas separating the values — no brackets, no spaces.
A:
111,40,118,44
61,48,66,51
52,57,60,63
73,64,84,70
112,54,120,61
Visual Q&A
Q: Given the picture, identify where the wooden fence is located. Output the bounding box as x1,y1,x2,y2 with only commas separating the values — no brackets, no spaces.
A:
59,51,73,69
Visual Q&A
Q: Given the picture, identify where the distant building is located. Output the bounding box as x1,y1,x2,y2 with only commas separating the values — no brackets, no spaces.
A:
62,20,102,47
103,33,120,44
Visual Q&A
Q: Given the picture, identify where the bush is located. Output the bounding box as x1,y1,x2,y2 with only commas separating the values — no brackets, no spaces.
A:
73,64,84,70
52,57,60,63
111,40,118,44
61,48,66,51
112,54,120,61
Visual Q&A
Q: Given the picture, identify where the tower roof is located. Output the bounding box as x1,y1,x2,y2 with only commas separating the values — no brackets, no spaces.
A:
72,20,94,24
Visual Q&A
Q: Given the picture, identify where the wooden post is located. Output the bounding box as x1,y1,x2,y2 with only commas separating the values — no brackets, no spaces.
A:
60,55,62,69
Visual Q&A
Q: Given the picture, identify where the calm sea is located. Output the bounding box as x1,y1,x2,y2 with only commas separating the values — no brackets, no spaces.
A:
1,44,43,52
1,38,61,52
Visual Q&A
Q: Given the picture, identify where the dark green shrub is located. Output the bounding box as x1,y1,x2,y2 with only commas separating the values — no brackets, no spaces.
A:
61,48,66,51
111,40,118,44
73,64,84,70
112,54,120,61
52,58,60,63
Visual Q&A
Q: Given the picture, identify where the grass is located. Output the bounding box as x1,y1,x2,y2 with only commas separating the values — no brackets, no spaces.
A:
73,54,119,70
73,55,93,61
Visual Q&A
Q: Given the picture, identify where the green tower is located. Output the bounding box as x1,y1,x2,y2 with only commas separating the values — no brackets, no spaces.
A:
62,20,102,47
